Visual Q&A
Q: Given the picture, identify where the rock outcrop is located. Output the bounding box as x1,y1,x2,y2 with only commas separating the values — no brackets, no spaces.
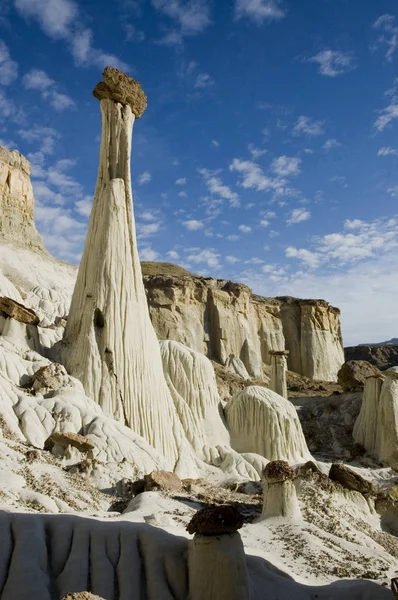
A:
0,146,46,251
338,360,382,392
143,270,345,382
346,344,398,371
59,70,198,476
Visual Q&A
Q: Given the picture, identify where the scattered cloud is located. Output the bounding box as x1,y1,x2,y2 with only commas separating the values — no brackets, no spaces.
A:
124,23,145,42
374,100,398,131
139,245,160,261
18,125,59,155
74,196,92,217
211,139,219,147
175,177,187,185
22,68,75,111
183,219,204,230
308,50,356,77
323,138,341,151
138,171,152,185
186,247,221,269
168,249,180,260
139,210,159,221
271,155,301,176
287,207,311,225
194,72,214,88
198,168,240,207
285,246,320,268
238,224,252,233
230,158,283,192
292,115,324,137
151,0,211,45
372,14,398,62
226,255,240,264
260,219,269,227
14,0,127,70
137,221,162,238
235,0,285,24
248,144,267,159
378,146,398,156
0,40,18,85
387,186,398,197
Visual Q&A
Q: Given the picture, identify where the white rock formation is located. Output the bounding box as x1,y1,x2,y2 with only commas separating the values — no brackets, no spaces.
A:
59,71,199,476
261,461,301,519
0,146,46,251
376,369,398,469
270,350,288,398
224,386,312,464
353,375,384,454
188,534,250,600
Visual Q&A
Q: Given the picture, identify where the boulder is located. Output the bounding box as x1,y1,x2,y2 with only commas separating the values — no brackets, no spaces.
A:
31,363,68,393
187,505,244,535
329,463,373,495
93,66,147,117
337,360,381,392
0,296,39,325
144,470,183,492
47,432,95,454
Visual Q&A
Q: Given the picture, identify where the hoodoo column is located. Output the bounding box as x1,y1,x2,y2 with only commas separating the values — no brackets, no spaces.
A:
270,350,289,399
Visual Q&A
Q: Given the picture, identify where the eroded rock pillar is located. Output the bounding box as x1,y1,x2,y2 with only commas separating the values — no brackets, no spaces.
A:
270,350,289,399
261,460,301,519
353,375,384,454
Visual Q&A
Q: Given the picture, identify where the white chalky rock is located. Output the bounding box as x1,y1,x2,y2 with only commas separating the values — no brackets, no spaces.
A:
225,386,312,464
59,83,199,476
353,375,384,454
261,461,301,519
377,370,398,469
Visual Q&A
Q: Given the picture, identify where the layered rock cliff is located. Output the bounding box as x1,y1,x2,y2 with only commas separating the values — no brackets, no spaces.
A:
142,268,344,382
0,146,46,251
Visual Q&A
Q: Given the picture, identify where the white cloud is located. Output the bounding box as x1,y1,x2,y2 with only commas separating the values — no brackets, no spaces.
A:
0,40,18,85
151,0,211,45
248,144,267,159
194,72,214,88
287,207,311,225
14,0,127,70
323,138,341,151
271,155,301,176
139,210,158,221
378,146,398,156
387,186,398,197
374,100,398,131
18,125,59,155
373,14,398,61
308,50,356,77
168,249,180,260
285,246,320,268
211,139,219,147
235,0,285,23
124,23,145,42
186,247,221,269
137,221,161,238
175,177,187,185
230,158,283,192
74,196,92,217
178,191,187,198
238,224,251,233
22,68,75,111
138,171,152,185
293,115,324,137
183,219,204,230
226,255,240,264
330,175,347,187
260,219,269,227
227,234,240,241
139,245,160,261
198,168,240,207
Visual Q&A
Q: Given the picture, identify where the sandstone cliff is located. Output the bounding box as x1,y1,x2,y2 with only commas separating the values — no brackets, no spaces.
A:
142,267,344,382
0,146,46,251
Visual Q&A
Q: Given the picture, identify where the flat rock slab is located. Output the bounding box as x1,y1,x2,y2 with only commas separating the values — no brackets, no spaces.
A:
0,296,39,325
329,463,373,495
49,432,95,454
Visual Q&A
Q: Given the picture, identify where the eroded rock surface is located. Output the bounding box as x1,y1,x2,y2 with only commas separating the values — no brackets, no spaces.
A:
338,360,381,392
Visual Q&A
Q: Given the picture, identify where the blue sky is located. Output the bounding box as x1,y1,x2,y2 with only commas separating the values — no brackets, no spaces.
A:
1,0,398,344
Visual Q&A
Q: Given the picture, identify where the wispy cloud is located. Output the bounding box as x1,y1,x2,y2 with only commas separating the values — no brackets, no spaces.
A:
374,99,398,131
176,177,187,185
285,246,320,268
287,207,311,225
186,247,221,269
14,0,127,70
151,0,211,45
323,138,341,151
372,14,398,61
378,146,398,156
308,50,356,77
137,220,162,238
140,245,160,261
229,158,283,192
183,219,204,230
292,115,324,137
235,0,285,24
194,72,214,89
0,40,18,85
138,171,152,185
22,68,75,111
198,168,240,207
271,155,301,176
238,224,251,233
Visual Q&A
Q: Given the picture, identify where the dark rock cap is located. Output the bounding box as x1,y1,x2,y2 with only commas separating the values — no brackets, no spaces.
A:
93,66,147,118
187,505,244,535
263,460,295,483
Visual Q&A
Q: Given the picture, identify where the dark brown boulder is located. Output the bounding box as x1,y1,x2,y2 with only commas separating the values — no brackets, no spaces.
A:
0,296,39,325
263,460,295,483
329,463,373,495
337,360,381,392
187,505,244,535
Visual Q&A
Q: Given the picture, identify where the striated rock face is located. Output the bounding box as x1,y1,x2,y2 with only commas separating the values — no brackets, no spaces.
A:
0,146,46,251
143,271,344,382
345,344,398,371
